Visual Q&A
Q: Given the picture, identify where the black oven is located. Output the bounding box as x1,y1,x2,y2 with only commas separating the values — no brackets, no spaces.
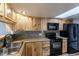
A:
45,32,62,56
50,39,62,56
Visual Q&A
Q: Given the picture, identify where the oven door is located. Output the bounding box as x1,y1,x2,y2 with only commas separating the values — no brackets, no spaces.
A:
50,39,62,56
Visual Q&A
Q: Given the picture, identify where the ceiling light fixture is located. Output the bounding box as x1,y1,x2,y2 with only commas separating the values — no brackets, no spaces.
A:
55,6,79,18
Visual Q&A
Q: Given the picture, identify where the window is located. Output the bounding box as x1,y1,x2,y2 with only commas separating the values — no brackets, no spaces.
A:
0,22,13,36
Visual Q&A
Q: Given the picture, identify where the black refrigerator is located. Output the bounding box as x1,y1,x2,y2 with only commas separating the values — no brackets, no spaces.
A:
63,24,79,54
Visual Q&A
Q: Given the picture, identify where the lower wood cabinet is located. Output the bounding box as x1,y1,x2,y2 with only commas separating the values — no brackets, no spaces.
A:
42,41,50,56
16,39,67,56
21,43,26,56
62,39,67,53
26,42,35,56
25,40,50,56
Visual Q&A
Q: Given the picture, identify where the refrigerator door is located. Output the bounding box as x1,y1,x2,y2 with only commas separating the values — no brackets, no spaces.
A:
67,24,78,41
67,24,79,53
77,24,79,51
68,42,78,53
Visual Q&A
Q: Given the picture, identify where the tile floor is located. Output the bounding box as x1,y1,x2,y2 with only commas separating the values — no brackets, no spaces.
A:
61,52,79,56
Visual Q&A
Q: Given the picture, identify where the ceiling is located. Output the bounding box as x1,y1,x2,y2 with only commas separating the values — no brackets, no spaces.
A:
9,3,79,18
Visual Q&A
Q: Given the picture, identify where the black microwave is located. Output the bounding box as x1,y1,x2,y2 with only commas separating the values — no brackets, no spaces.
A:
47,23,59,30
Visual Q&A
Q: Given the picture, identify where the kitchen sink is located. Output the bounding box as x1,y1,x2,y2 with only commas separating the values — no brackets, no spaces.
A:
0,42,22,56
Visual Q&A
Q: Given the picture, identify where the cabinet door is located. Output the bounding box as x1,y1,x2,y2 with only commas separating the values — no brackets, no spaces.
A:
25,42,43,56
33,42,43,56
42,41,50,56
12,11,17,21
21,43,26,56
32,18,41,31
5,4,12,19
62,40,67,53
41,19,48,31
26,42,35,56
0,3,4,16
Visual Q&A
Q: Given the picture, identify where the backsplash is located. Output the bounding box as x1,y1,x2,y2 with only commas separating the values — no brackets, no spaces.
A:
13,31,46,39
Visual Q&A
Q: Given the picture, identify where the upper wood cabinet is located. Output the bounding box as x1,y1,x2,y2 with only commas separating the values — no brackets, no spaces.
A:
41,19,48,31
12,11,17,22
14,16,48,31
0,3,16,24
5,3,12,19
0,3,4,16
31,18,48,31
32,18,41,31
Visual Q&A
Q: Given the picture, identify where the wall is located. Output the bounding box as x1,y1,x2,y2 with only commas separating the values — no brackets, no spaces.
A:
73,18,79,24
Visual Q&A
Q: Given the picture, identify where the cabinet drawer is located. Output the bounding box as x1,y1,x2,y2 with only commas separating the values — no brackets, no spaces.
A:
42,41,50,44
42,46,50,56
42,41,50,48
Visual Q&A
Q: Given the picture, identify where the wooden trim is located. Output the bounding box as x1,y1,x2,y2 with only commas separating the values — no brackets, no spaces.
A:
27,16,64,20
0,14,3,17
18,42,25,56
5,16,16,23
0,14,16,24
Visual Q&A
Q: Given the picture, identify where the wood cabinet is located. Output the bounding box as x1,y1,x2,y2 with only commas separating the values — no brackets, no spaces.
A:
25,40,50,56
0,3,16,24
0,3,4,16
24,39,67,56
15,16,48,31
42,41,50,56
26,42,35,56
5,4,12,19
21,43,26,56
12,11,17,22
62,39,67,53
41,19,48,31
15,14,33,31
30,18,48,31
25,42,43,56
33,42,43,56
32,18,41,31
12,38,68,56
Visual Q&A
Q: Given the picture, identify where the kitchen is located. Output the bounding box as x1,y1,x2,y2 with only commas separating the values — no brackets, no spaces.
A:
0,3,79,56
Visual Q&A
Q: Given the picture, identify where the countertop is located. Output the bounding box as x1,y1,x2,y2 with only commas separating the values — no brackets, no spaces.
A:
0,35,5,40
12,38,50,43
12,36,68,43
7,38,50,56
3,37,67,56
